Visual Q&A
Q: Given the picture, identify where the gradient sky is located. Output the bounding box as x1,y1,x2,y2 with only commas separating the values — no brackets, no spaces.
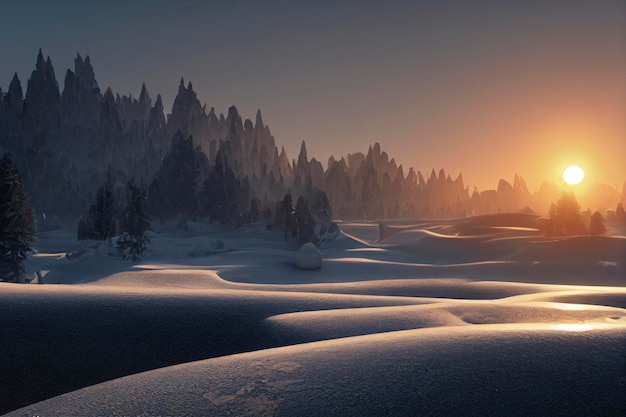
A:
1,0,624,191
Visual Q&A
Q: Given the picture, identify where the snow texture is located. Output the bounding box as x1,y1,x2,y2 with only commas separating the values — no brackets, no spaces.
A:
1,215,625,416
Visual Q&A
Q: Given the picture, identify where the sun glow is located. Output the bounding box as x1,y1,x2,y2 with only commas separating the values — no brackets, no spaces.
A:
562,165,584,185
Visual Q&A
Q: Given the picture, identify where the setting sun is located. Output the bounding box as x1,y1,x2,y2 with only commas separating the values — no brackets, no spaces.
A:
562,165,584,185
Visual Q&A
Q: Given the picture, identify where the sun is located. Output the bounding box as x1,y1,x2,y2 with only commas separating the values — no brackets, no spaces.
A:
562,165,584,185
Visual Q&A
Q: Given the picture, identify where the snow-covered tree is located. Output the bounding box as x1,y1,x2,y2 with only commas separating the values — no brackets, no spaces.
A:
0,153,35,282
117,179,151,261
310,187,338,246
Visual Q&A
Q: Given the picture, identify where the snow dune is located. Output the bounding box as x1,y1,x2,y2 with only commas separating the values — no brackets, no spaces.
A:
3,214,625,416
6,323,626,416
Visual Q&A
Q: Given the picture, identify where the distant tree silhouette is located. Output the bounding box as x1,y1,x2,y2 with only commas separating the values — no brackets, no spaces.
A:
249,197,261,223
547,191,587,235
295,196,315,244
77,172,116,240
117,179,151,260
273,200,284,230
238,177,252,226
199,150,243,224
279,193,295,239
616,203,626,223
0,153,35,282
359,164,380,219
310,188,337,246
311,188,332,222
262,207,272,221
77,206,96,240
545,203,558,235
147,131,199,221
589,211,606,235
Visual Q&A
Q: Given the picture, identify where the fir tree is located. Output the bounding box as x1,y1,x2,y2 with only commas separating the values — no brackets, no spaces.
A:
311,187,332,223
295,196,315,244
249,197,261,223
199,151,242,224
282,193,295,238
147,131,199,221
96,172,116,239
310,187,336,245
547,191,587,235
273,200,285,230
117,179,151,261
589,211,606,235
0,153,35,282
77,173,116,240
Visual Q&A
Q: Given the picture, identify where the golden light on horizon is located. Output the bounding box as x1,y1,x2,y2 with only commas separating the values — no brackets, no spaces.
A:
562,165,584,185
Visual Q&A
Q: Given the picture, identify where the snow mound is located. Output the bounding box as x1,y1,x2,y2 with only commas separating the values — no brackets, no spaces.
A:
8,324,626,417
296,243,322,270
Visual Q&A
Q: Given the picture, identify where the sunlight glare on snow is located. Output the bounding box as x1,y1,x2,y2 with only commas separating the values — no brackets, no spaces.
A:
552,303,590,311
554,323,595,332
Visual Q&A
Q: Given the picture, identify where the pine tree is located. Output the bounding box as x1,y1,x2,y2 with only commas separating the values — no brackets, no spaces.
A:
0,153,35,282
273,200,285,230
589,211,606,235
311,187,332,223
295,196,315,244
310,187,337,245
249,197,261,223
96,172,116,239
283,193,296,238
547,191,587,235
147,131,199,221
199,150,243,224
77,174,116,240
117,180,151,261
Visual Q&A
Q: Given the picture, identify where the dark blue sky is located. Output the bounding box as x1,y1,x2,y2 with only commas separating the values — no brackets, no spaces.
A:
2,0,624,189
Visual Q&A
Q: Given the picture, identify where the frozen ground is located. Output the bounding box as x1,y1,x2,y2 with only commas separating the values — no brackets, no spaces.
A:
2,213,625,416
